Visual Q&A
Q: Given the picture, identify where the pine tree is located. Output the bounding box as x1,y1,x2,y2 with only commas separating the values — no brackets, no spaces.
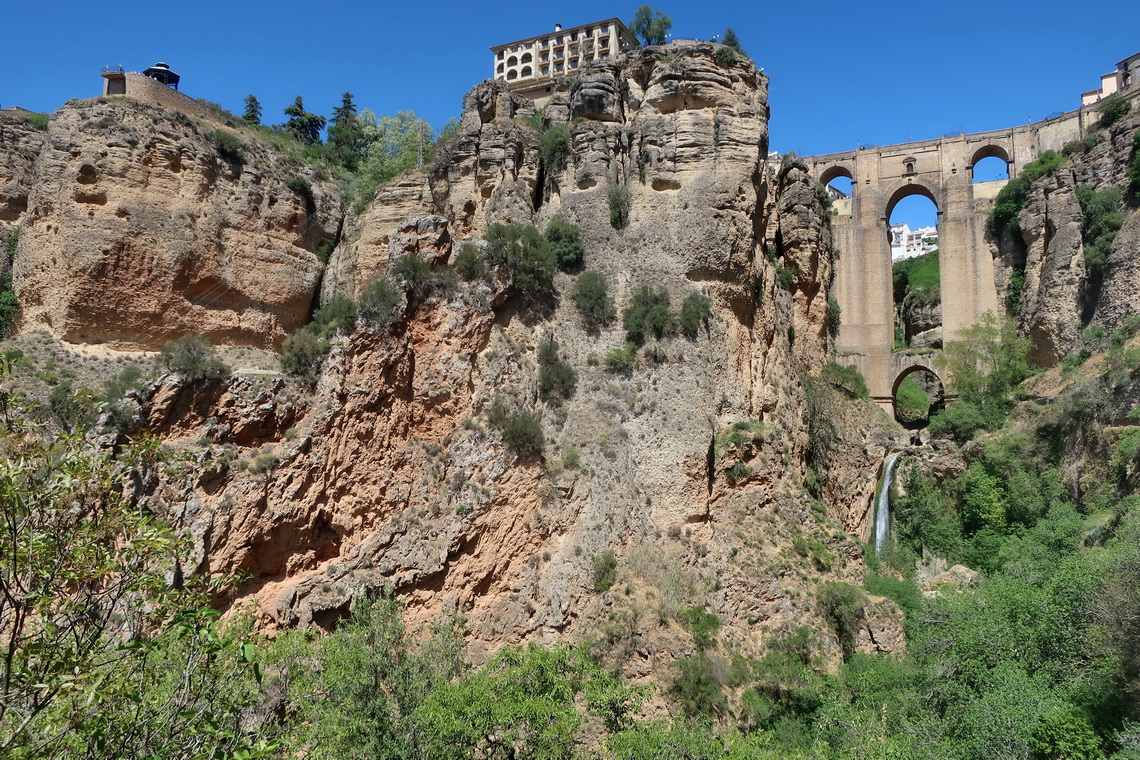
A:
242,94,262,126
284,96,327,145
722,27,745,55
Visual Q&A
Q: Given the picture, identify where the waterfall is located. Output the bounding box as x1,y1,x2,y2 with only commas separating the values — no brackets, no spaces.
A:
874,454,901,554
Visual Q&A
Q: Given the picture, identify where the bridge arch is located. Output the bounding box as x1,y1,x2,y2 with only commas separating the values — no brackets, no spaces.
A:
818,164,854,188
891,362,946,426
883,180,941,221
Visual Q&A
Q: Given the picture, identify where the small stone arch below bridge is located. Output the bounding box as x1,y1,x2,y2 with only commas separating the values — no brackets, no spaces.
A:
888,354,948,424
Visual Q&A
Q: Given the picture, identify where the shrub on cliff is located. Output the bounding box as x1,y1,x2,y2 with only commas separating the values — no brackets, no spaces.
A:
817,582,867,661
281,330,331,382
1076,185,1125,280
678,292,712,340
986,150,1065,238
537,340,577,405
159,335,230,383
539,123,571,173
572,271,615,333
486,398,544,459
609,187,631,230
484,223,556,298
1094,92,1130,130
213,129,244,164
358,277,402,327
623,286,673,345
545,216,584,272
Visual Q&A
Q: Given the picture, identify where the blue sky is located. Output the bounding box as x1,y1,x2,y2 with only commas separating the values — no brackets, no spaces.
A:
2,0,1134,228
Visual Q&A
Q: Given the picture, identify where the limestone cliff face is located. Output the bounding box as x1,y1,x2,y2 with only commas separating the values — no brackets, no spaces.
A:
1010,109,1140,363
13,99,341,350
133,45,898,668
0,114,45,268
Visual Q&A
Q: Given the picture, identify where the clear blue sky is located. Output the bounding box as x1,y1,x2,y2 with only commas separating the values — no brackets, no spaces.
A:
2,0,1134,228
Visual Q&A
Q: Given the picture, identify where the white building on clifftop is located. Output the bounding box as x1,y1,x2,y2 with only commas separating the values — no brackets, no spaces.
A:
491,19,639,101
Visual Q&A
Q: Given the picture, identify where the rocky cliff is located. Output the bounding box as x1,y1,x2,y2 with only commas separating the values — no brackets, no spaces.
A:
1008,108,1140,364
12,99,341,350
2,46,907,679
0,112,45,267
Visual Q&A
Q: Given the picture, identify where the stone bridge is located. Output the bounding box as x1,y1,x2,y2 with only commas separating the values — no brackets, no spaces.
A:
802,103,1098,414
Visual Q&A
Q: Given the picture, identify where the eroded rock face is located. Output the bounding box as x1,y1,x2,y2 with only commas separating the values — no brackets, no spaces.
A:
136,46,900,669
14,99,340,350
1017,175,1087,365
0,114,45,269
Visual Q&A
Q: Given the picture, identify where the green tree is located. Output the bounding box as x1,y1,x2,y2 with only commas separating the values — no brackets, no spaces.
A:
623,286,673,345
283,95,326,145
0,421,271,758
327,91,370,170
544,216,584,272
721,27,744,54
484,223,557,298
242,94,261,126
353,110,434,208
159,334,231,382
572,271,615,333
678,292,711,340
629,5,672,46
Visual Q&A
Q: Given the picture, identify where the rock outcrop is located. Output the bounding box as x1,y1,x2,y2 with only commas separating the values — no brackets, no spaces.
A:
121,45,899,668
0,113,45,266
13,99,341,350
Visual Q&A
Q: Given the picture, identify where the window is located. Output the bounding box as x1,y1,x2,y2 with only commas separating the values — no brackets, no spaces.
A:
521,66,532,77
497,51,504,60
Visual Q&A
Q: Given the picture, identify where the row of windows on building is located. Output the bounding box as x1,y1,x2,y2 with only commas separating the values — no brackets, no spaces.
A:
496,38,615,79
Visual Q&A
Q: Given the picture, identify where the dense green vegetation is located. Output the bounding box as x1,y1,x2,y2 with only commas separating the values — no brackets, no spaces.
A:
892,249,940,306
987,150,1066,238
1077,185,1125,280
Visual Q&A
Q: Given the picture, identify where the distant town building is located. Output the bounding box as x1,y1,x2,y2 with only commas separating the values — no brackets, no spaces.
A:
1081,51,1140,105
491,19,639,101
890,223,938,260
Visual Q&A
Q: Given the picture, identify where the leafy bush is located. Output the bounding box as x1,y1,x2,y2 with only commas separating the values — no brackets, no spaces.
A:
537,340,577,404
1094,92,1131,130
538,123,571,173
545,216,584,272
725,461,753,485
609,186,631,230
453,243,488,281
592,551,618,592
987,150,1065,238
213,129,244,163
21,112,49,130
487,404,544,459
776,265,795,291
678,293,711,340
623,286,672,345
604,343,638,375
817,582,867,661
484,223,557,298
864,573,923,619
1005,265,1025,313
280,330,331,382
1075,185,1124,280
714,47,737,68
572,271,615,333
159,335,230,382
815,182,836,224
358,277,402,327
821,362,870,399
672,653,727,717
286,175,315,207
826,296,841,337
311,293,358,336
0,275,17,338
678,606,721,649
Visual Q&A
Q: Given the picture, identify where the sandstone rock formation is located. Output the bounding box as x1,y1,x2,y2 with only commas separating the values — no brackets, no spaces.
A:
116,45,904,669
0,113,45,267
13,99,341,350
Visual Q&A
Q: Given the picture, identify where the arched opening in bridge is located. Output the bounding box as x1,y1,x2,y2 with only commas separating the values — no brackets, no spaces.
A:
970,145,1011,183
892,366,945,428
888,187,942,351
819,165,853,217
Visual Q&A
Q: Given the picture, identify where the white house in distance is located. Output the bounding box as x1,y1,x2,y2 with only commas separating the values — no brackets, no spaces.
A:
890,223,938,260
